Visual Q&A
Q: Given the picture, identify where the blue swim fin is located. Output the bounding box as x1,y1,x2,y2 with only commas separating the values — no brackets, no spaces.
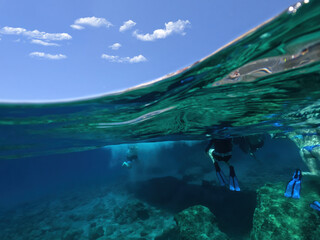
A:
310,201,320,212
229,166,240,191
214,162,227,186
284,169,302,198
284,179,295,198
292,180,301,199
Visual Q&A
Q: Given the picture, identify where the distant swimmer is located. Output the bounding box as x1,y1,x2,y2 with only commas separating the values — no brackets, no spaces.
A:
234,135,265,161
122,145,138,168
206,138,240,191
284,169,302,199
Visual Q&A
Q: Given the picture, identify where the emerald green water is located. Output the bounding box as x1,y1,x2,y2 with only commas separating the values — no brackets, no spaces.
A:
1,0,320,159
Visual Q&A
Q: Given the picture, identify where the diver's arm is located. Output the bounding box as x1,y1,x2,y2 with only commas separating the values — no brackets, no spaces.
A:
205,140,214,153
207,149,216,164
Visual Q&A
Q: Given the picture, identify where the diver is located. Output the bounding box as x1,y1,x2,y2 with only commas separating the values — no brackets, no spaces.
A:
122,145,138,168
206,138,240,191
234,134,265,160
310,201,320,212
284,169,302,199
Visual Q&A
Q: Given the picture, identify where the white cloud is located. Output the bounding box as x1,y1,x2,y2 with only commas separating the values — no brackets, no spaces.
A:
29,52,67,60
129,55,147,63
133,19,190,41
0,27,25,35
101,54,118,62
109,43,121,50
101,54,147,63
31,39,60,46
71,16,112,30
0,26,72,41
70,24,84,30
119,20,136,32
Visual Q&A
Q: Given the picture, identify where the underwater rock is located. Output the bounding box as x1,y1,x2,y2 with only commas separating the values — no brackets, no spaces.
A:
113,201,150,224
174,205,230,240
68,213,83,221
89,226,104,240
92,201,106,213
0,187,176,240
201,179,214,188
154,226,179,240
131,175,256,237
104,224,117,236
63,229,84,240
182,166,204,182
137,208,150,220
287,129,320,176
251,181,320,240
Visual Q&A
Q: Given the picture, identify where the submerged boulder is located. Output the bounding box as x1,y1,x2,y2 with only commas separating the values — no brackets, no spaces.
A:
113,201,150,224
251,180,320,240
174,205,230,240
287,129,320,175
89,226,104,240
154,226,179,240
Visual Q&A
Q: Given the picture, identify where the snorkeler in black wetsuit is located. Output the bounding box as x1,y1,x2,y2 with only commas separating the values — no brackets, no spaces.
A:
234,135,265,160
206,139,240,191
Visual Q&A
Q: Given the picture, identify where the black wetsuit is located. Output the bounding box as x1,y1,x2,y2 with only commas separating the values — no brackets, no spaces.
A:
206,138,233,162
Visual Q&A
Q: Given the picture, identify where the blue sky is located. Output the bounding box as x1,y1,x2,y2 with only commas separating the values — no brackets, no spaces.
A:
0,0,298,101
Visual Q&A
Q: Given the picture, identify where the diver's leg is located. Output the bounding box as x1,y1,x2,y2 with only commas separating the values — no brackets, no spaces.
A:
308,147,320,175
207,149,228,187
214,161,227,186
300,148,319,176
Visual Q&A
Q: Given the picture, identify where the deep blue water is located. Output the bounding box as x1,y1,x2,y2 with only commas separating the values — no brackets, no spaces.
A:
0,137,305,209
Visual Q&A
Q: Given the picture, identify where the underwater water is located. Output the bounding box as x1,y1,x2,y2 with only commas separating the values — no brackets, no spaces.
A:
1,0,320,239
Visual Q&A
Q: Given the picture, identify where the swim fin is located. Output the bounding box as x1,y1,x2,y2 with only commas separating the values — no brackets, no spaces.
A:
214,162,227,186
229,166,240,191
284,169,302,199
292,180,301,199
310,201,320,212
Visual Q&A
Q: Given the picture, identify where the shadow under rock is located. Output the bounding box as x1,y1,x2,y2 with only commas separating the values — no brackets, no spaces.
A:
127,176,257,239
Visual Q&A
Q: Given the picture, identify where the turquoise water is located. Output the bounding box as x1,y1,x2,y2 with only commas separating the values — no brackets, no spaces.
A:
1,0,320,239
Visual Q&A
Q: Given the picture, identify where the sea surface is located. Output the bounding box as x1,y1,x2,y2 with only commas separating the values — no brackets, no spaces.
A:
1,0,320,239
